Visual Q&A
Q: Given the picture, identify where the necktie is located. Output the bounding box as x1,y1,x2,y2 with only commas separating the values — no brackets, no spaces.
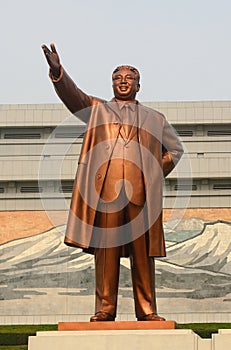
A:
121,104,134,138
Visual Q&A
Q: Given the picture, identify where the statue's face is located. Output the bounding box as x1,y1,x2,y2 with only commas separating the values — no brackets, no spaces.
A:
112,68,140,101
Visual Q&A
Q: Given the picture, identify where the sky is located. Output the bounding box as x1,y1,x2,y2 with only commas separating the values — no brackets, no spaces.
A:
1,0,231,104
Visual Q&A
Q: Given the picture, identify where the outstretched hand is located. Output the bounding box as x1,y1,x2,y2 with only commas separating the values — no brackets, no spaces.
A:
41,43,61,78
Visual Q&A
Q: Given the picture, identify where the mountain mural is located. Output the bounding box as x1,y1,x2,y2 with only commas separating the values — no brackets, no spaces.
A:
157,220,231,299
0,219,231,300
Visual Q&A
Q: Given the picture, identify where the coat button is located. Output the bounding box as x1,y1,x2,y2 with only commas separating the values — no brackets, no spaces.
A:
105,145,110,150
96,173,102,179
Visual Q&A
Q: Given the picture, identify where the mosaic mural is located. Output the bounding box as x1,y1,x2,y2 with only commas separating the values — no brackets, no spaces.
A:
0,213,231,320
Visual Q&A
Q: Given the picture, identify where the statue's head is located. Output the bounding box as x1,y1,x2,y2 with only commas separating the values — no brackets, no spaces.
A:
112,65,140,101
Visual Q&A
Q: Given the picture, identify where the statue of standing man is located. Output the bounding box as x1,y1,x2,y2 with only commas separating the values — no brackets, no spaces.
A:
42,43,183,322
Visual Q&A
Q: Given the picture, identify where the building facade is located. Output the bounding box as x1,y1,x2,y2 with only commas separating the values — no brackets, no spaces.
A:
0,101,230,211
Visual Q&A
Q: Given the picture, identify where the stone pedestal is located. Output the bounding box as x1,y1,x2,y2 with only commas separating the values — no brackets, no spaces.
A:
28,321,223,350
212,329,231,350
29,329,198,350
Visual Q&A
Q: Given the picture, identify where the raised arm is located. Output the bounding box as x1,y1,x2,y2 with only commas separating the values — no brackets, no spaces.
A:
42,43,93,117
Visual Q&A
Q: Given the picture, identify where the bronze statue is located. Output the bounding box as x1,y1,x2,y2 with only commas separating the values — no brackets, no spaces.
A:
42,43,184,322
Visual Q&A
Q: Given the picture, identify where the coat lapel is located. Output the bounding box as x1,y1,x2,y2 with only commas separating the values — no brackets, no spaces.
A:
105,101,127,141
104,100,151,143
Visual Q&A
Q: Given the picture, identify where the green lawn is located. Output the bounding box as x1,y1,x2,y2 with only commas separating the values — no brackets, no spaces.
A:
0,325,57,348
178,323,231,338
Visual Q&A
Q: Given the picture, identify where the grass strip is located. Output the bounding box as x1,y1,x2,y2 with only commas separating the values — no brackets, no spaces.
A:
0,325,57,346
178,323,231,338
0,347,27,350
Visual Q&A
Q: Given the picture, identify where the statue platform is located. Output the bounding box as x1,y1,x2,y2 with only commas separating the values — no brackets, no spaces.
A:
58,320,176,331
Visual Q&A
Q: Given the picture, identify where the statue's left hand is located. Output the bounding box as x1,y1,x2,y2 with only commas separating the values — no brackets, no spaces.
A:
41,43,61,78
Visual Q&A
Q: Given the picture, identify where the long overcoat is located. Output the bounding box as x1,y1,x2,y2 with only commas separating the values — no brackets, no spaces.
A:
51,67,184,257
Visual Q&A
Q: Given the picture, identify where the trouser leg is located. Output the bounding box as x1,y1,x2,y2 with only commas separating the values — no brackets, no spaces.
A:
93,199,124,318
130,235,157,318
94,247,120,317
127,203,157,318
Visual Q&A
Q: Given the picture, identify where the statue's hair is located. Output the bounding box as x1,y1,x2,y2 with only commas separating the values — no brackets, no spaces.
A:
112,65,140,82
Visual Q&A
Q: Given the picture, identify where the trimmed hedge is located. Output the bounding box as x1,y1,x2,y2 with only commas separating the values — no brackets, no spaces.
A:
178,323,231,338
0,325,57,346
0,347,27,350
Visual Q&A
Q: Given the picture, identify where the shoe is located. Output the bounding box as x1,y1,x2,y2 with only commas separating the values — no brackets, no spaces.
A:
138,313,166,321
90,312,115,322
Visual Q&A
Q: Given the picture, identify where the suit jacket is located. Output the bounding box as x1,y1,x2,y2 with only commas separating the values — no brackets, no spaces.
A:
50,66,184,257
99,109,146,206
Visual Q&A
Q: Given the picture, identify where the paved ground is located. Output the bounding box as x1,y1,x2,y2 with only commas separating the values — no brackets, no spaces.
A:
0,287,231,315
